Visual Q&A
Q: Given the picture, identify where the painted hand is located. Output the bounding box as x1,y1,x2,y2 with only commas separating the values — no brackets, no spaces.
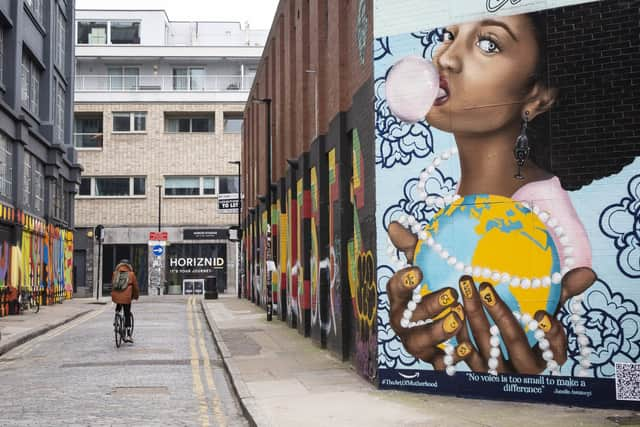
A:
456,269,595,374
387,221,473,369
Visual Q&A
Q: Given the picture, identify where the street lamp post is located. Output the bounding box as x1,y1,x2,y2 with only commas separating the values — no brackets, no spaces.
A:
228,160,241,298
252,97,273,321
156,185,162,232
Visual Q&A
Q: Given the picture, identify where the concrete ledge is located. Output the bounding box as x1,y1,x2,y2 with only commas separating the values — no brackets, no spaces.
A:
0,309,93,356
200,299,271,427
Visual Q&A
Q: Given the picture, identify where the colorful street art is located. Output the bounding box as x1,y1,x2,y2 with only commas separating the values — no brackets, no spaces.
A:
327,149,341,338
287,184,299,325
348,129,377,379
374,0,639,408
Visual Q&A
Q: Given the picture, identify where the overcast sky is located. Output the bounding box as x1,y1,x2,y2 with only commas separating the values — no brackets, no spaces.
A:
75,0,280,30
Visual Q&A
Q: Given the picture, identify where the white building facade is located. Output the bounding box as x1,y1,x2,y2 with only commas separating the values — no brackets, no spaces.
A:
73,9,265,297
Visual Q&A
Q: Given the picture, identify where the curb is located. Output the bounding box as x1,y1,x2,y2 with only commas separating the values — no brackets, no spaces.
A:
200,299,272,427
0,309,95,356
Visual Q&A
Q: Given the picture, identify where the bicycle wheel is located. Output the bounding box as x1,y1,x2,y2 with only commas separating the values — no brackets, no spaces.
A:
114,313,123,348
128,312,134,338
29,296,39,314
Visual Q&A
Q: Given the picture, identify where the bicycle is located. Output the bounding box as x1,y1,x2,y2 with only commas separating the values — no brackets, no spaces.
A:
113,307,134,348
18,289,39,314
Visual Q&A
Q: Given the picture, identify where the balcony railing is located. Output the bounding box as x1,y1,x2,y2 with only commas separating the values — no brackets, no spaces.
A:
74,75,253,92
74,133,103,148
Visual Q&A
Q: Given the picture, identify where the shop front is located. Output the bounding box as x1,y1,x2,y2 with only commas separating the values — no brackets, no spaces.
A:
165,243,227,296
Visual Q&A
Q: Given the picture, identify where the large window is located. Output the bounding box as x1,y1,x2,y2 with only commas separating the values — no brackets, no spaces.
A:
165,114,214,133
110,22,140,44
55,84,65,144
77,21,140,45
74,113,103,148
223,113,243,133
21,52,41,117
23,152,44,215
0,133,13,200
77,21,107,44
108,67,139,91
78,176,146,197
113,112,146,132
163,176,237,196
25,0,43,22
173,67,205,90
55,7,66,73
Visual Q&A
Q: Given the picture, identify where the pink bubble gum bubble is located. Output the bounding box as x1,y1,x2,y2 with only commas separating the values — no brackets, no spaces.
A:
385,56,439,123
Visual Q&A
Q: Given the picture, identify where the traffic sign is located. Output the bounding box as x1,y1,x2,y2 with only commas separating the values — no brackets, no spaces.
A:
149,231,168,241
152,245,164,257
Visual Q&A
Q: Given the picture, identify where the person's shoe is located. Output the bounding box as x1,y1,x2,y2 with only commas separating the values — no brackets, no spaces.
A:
124,334,134,343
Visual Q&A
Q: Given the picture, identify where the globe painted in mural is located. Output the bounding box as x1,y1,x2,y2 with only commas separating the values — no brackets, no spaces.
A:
412,194,562,353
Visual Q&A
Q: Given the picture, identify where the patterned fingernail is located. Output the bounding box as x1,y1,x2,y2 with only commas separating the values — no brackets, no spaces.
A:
451,304,465,321
538,314,552,332
443,313,459,333
460,278,474,299
402,270,419,288
438,289,455,307
479,286,497,307
456,342,472,358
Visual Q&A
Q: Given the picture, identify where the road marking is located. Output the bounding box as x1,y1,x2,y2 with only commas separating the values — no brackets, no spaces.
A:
188,296,210,427
193,298,227,427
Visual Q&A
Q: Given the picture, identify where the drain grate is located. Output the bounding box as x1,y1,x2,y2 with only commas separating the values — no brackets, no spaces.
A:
607,416,640,426
111,386,169,395
62,359,223,368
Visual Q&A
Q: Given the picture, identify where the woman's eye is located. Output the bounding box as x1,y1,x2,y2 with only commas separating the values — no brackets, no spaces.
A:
477,38,500,53
441,30,454,42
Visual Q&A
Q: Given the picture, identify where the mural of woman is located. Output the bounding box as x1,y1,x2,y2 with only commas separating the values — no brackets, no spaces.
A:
383,13,604,376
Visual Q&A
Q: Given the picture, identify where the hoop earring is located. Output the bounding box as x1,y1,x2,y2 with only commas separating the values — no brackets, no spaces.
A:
513,111,530,180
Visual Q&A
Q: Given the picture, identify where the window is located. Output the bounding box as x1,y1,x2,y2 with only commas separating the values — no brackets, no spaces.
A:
0,133,12,199
173,67,205,90
25,0,43,22
110,22,140,44
77,21,107,44
78,176,146,197
55,7,66,73
74,113,103,148
218,175,239,194
164,176,219,196
21,52,41,116
55,84,65,144
113,112,146,132
77,21,140,45
108,67,139,91
165,114,214,133
223,113,243,133
23,152,44,215
0,29,4,83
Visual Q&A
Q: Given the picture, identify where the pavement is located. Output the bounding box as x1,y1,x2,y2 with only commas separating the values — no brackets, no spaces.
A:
201,294,640,427
0,297,106,356
2,294,639,426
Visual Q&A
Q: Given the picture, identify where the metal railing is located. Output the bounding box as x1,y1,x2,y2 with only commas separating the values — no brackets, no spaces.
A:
74,133,103,148
74,75,253,92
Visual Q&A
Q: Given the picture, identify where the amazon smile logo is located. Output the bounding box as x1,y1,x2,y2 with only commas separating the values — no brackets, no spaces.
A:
486,0,524,12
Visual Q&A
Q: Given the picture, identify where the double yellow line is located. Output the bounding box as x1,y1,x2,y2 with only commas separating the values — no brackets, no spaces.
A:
187,296,227,427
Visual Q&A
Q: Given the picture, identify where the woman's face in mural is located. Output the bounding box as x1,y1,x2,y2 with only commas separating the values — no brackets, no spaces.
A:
426,14,547,134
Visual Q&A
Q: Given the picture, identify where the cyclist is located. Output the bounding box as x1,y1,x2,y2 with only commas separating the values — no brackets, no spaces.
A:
111,259,139,343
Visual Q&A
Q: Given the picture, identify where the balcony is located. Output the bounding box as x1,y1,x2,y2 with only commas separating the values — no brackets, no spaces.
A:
74,74,253,103
75,74,252,92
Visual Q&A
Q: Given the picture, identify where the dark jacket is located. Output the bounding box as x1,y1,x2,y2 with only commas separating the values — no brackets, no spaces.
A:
111,263,139,304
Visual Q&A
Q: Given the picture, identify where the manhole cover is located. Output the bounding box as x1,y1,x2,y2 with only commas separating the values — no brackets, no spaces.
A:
607,416,640,426
111,386,169,395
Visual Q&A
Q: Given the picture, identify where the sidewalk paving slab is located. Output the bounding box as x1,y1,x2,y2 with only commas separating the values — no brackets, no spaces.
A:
0,297,105,356
202,293,640,427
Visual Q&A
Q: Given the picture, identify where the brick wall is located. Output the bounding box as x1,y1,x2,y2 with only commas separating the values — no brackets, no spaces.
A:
75,103,244,228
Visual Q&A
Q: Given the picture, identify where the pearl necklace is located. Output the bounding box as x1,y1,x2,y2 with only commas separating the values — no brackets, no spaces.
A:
389,148,592,376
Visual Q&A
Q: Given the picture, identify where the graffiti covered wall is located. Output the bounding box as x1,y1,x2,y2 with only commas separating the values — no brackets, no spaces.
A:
374,0,640,408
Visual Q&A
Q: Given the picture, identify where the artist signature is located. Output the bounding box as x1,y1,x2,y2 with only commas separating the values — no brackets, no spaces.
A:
486,0,524,13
